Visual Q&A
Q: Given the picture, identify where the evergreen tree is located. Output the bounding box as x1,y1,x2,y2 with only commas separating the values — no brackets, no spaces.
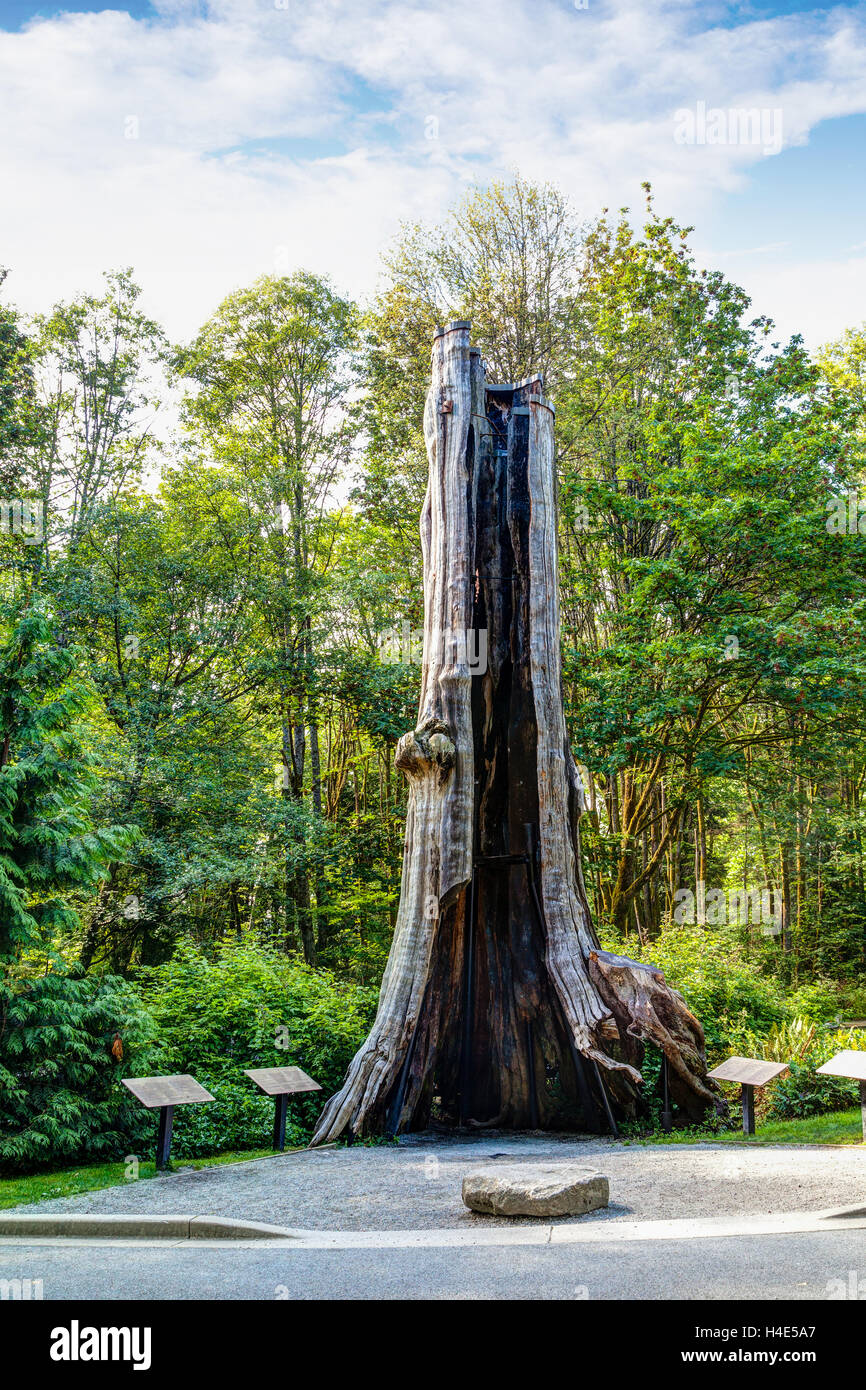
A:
0,595,134,963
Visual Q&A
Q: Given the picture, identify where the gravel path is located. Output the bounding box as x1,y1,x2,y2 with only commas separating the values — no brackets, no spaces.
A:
10,1134,866,1230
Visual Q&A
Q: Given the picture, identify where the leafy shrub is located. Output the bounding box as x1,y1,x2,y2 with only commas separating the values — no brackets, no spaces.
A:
767,1028,866,1121
0,969,157,1174
837,985,866,1020
135,943,376,1158
616,929,863,1125
616,926,796,1063
787,981,849,1023
734,1015,817,1124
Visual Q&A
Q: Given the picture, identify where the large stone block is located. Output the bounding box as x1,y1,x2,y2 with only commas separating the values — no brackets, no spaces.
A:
462,1164,609,1217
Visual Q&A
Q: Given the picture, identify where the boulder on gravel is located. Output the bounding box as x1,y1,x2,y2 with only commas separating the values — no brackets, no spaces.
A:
461,1164,609,1218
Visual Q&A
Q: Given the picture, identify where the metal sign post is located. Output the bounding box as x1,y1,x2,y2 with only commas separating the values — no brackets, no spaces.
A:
122,1074,215,1169
817,1052,866,1140
706,1057,790,1136
273,1094,289,1151
155,1105,174,1170
661,1054,673,1134
244,1067,321,1151
741,1083,755,1136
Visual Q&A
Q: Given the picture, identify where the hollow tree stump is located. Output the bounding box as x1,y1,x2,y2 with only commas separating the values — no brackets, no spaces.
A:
312,322,721,1142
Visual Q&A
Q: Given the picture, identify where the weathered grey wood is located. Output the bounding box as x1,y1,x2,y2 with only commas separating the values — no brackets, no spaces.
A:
312,323,477,1142
588,949,721,1115
311,325,720,1142
524,391,635,1077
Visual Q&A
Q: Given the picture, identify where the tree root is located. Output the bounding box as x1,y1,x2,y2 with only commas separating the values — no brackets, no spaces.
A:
588,948,725,1120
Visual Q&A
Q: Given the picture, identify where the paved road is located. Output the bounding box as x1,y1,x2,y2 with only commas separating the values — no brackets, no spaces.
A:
6,1137,865,1302
2,1228,865,1300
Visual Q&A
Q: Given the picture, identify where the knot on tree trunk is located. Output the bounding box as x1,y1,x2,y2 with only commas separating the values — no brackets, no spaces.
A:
395,719,456,783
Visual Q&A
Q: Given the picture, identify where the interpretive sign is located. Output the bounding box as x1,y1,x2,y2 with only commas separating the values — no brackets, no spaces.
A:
817,1051,866,1139
707,1057,789,1088
244,1066,321,1097
123,1075,215,1109
122,1074,215,1168
707,1056,789,1135
244,1067,321,1151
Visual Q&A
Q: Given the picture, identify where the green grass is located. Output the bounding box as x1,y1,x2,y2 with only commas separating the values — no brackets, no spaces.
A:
636,1108,866,1147
0,1145,302,1210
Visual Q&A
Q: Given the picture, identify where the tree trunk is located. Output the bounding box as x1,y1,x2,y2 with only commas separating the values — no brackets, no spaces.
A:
312,322,720,1142
282,711,316,964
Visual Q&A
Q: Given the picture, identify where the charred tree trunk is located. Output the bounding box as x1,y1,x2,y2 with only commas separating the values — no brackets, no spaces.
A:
312,322,720,1143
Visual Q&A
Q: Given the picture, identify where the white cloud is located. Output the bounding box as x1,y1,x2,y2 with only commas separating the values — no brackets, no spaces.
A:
730,250,866,349
0,0,864,346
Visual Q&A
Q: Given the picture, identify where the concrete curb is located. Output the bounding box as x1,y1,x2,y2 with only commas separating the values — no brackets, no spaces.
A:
5,1207,866,1252
0,1213,295,1240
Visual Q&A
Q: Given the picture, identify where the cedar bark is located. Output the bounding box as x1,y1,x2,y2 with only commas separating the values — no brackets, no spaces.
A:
312,323,720,1142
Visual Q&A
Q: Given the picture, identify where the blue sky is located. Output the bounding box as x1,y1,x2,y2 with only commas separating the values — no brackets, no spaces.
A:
0,0,864,347
0,0,155,22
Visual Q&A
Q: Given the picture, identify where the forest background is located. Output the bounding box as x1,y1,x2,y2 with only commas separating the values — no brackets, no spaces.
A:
3,178,866,1169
